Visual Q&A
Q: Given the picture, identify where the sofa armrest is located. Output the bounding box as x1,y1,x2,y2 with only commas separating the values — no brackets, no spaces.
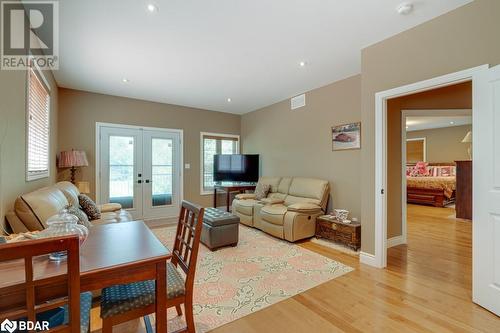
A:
260,197,284,205
6,211,29,234
287,203,322,214
235,193,256,200
98,203,122,213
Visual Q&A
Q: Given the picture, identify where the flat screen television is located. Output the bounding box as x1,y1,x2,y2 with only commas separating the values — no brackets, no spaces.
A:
213,154,259,183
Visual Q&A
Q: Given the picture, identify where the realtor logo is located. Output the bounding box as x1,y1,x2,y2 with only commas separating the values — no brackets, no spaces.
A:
0,319,16,333
1,0,59,70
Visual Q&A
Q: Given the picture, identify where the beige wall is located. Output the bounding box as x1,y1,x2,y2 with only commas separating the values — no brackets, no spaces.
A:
57,88,241,208
407,125,472,163
361,0,500,254
241,75,361,218
0,69,59,233
386,82,471,238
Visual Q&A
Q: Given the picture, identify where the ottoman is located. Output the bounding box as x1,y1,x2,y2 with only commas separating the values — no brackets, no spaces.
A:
201,208,239,251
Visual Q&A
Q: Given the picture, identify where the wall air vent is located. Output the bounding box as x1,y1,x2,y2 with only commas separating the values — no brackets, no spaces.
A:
291,94,306,110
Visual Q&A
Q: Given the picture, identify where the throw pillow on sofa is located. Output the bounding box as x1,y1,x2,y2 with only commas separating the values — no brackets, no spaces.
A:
67,206,92,228
78,194,101,220
254,182,271,200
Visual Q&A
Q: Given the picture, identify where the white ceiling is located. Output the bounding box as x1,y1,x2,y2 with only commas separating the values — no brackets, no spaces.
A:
53,0,472,114
406,115,472,132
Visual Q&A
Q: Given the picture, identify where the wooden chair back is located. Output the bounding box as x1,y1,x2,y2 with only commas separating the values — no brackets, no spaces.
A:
0,236,81,332
171,201,205,292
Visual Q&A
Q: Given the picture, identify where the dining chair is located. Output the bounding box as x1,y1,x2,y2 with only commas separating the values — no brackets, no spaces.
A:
100,200,205,333
0,235,92,332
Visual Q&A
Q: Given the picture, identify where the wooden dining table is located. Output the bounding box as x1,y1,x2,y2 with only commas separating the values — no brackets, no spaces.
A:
0,221,172,332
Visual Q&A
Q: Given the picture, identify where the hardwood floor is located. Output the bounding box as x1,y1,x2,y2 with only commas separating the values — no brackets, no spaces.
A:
91,204,500,332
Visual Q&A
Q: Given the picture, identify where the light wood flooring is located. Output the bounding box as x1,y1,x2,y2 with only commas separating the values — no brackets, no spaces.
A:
91,204,500,332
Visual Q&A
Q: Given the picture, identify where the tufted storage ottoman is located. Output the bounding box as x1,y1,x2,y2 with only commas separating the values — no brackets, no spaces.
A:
201,208,239,251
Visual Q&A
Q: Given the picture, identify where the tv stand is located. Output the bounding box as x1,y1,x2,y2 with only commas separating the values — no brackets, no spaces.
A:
213,182,257,212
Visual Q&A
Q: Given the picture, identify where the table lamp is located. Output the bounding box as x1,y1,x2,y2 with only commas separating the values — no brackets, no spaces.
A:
461,131,472,159
76,181,90,194
58,150,89,184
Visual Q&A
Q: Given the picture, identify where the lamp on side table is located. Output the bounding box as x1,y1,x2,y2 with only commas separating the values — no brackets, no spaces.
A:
58,150,89,184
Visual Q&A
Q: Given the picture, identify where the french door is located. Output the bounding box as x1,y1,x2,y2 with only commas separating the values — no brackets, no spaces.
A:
98,125,182,220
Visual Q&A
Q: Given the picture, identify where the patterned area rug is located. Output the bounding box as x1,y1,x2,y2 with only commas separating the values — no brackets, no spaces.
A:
151,224,353,332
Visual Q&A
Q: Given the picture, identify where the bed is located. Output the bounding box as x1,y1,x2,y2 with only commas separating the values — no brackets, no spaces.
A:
406,163,456,207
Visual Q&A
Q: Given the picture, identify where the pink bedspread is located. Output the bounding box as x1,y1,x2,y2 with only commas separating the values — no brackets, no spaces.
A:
406,176,456,199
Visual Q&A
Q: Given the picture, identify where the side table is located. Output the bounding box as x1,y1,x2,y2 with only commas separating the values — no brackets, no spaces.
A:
315,215,361,251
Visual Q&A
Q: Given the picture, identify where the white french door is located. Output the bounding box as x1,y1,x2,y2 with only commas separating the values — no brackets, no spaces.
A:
98,124,182,220
473,65,500,316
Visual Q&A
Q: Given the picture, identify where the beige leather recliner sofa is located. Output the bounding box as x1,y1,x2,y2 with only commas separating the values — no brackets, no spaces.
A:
6,181,132,233
232,177,330,242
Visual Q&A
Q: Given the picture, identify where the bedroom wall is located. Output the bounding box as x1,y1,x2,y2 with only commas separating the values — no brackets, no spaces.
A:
241,75,361,218
407,125,472,163
386,82,471,239
0,68,59,234
57,88,241,208
360,0,500,254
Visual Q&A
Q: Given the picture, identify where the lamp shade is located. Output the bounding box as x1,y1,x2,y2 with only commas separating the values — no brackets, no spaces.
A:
76,181,90,194
58,150,89,168
461,131,472,143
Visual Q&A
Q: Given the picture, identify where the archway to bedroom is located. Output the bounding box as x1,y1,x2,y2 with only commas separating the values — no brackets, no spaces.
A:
386,81,472,291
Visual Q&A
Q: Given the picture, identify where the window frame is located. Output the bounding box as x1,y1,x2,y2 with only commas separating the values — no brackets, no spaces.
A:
200,132,240,195
25,61,51,182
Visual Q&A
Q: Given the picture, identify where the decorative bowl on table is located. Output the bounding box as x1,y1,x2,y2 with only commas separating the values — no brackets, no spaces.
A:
39,209,89,261
334,209,350,222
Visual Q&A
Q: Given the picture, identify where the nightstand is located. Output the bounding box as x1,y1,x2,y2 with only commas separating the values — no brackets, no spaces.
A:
315,215,361,251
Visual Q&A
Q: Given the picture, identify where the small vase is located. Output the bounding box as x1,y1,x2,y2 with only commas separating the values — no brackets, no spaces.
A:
40,209,89,261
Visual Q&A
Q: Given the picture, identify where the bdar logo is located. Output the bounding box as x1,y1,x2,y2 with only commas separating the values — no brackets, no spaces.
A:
0,319,17,333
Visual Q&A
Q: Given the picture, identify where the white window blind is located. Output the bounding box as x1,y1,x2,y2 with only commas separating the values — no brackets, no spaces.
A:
201,133,239,193
26,65,50,181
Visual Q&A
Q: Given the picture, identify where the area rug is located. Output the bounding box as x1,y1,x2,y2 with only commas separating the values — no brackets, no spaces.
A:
150,224,353,332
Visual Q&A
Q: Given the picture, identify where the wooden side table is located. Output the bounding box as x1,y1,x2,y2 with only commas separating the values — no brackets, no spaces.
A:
315,216,361,251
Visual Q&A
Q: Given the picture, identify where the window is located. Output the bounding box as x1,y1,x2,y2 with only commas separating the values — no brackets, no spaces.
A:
200,132,240,194
26,64,50,181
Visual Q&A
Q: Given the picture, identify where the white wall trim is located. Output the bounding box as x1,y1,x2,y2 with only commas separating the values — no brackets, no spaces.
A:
199,132,240,196
95,122,184,213
372,64,488,269
387,235,405,248
359,251,378,266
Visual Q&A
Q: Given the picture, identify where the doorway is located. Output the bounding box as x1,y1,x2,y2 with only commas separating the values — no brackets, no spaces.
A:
96,123,183,220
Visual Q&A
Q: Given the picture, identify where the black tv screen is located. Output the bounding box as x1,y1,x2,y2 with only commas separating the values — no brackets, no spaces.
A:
214,154,259,183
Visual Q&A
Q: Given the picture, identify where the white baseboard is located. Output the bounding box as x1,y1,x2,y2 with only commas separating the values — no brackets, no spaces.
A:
359,251,378,267
387,235,405,248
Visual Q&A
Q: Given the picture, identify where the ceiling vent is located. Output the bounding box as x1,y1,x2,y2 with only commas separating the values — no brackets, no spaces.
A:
291,94,306,110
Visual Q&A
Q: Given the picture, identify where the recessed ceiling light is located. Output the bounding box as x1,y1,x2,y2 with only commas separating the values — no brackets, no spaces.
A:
122,78,129,83
299,61,306,67
406,126,409,129
397,2,414,15
227,98,232,102
450,121,455,125
147,4,158,12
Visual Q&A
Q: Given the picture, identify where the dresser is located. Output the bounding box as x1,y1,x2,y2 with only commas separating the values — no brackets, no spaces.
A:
455,160,472,220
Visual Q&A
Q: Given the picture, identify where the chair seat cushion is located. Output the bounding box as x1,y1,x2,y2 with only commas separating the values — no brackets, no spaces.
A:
260,205,287,226
234,199,258,216
100,262,185,318
62,291,92,333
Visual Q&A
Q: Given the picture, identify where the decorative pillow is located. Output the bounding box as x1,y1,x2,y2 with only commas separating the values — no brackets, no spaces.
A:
254,182,271,200
67,206,92,228
414,162,429,176
78,194,101,220
439,166,454,177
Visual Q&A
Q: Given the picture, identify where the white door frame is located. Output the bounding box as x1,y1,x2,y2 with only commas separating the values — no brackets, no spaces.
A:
95,122,184,218
369,65,488,268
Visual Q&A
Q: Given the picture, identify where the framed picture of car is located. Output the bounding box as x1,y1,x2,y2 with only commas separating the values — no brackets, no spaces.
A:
332,122,361,151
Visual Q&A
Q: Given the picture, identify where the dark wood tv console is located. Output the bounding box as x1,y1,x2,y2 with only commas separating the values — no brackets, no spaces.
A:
213,183,256,212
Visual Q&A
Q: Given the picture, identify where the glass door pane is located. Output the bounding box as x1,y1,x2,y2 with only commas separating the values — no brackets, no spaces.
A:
151,138,173,207
109,136,135,209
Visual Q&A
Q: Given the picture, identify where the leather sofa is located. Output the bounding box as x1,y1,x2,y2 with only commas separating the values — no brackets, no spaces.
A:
6,181,132,233
232,177,330,242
